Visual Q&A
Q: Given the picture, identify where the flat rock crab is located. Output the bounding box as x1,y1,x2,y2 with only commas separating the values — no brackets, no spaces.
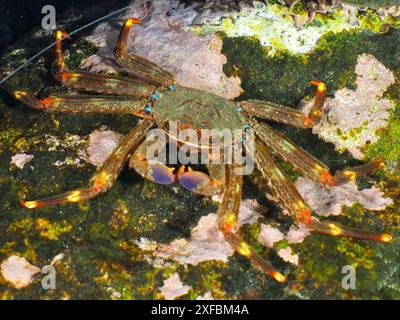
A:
1,18,392,282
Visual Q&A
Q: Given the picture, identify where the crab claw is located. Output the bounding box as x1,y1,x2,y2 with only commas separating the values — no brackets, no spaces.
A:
149,162,176,185
177,166,213,193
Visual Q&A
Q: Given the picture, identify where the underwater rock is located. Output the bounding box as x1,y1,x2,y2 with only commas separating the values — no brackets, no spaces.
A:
302,54,396,160
340,0,400,7
84,0,242,99
10,153,34,169
192,1,362,56
295,176,393,216
277,247,299,266
79,129,122,166
257,224,285,248
0,255,40,289
159,272,191,300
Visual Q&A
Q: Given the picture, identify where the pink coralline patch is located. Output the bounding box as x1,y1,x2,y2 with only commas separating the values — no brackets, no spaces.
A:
302,54,396,160
237,199,266,227
155,213,235,265
295,176,393,216
1,255,40,289
79,129,122,166
84,0,242,99
10,153,34,169
159,273,191,300
277,247,299,266
286,223,312,244
257,224,284,248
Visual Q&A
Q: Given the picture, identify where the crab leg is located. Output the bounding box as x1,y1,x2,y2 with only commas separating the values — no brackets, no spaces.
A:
333,158,385,186
253,120,335,186
240,80,326,128
218,164,286,283
51,30,155,97
1,81,152,115
21,120,154,209
253,121,383,186
113,18,174,87
308,80,326,124
240,100,314,129
254,139,392,242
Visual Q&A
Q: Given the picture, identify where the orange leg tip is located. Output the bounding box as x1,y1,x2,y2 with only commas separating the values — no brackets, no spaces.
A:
125,18,142,26
54,30,70,41
20,200,39,209
379,234,392,242
272,272,286,283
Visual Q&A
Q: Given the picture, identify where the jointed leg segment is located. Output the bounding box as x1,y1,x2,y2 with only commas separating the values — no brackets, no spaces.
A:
254,138,392,242
113,18,174,87
52,30,156,97
217,164,286,283
21,120,154,208
240,80,327,129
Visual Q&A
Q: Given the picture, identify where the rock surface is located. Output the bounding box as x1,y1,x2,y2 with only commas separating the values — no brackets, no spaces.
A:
1,255,40,289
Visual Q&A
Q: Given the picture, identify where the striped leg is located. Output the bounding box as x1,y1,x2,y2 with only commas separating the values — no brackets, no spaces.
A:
113,18,174,87
51,30,155,97
1,81,150,116
240,80,327,128
217,164,286,283
254,139,392,242
253,120,335,186
253,120,384,186
21,120,154,209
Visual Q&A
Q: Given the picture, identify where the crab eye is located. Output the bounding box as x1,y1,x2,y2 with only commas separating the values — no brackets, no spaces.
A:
151,92,159,100
144,104,152,113
168,85,175,91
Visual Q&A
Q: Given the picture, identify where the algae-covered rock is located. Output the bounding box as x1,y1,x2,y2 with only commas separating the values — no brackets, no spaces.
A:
340,0,400,7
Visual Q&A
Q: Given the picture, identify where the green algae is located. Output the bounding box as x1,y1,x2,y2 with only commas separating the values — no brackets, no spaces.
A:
341,0,400,7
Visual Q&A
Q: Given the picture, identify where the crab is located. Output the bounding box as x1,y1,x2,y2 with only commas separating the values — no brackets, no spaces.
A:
1,18,392,283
